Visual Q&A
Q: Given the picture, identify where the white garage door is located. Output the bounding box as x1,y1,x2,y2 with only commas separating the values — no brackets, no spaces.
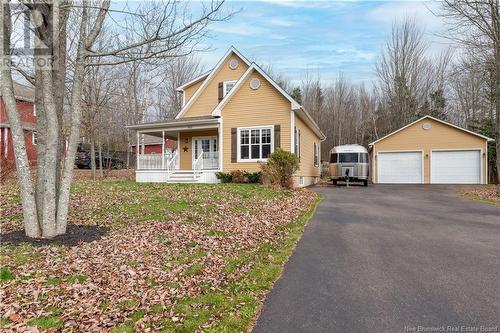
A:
431,150,481,184
378,152,423,183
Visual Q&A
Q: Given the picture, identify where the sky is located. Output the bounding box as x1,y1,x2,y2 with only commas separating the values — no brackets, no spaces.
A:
199,0,450,87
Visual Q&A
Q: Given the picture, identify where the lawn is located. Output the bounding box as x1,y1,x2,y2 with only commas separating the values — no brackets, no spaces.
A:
0,179,319,332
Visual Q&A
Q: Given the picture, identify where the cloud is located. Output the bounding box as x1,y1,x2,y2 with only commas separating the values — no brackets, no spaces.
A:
268,17,295,27
253,0,335,9
209,22,268,36
368,1,442,30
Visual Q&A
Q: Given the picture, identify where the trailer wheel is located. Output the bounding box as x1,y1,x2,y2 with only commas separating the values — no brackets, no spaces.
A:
363,179,368,187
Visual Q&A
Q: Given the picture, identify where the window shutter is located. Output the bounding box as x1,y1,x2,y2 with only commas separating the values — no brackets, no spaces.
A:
231,128,237,163
274,125,280,149
218,82,224,102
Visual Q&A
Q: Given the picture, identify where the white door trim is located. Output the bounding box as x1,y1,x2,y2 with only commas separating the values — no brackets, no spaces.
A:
376,150,424,184
430,148,483,184
192,136,218,169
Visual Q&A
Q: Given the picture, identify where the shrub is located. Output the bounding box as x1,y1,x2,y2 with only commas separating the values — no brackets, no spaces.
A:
244,171,262,184
260,148,299,189
215,172,232,183
230,170,247,183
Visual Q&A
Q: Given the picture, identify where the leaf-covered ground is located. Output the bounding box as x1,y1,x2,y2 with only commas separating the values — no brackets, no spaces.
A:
0,180,319,332
461,185,500,206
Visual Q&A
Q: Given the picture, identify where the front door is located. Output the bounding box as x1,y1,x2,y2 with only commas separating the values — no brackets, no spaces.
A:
192,136,218,169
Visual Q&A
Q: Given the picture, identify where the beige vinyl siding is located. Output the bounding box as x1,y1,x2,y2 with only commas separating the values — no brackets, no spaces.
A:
183,53,249,118
179,129,218,169
371,118,488,184
294,114,321,177
221,71,292,172
183,80,204,104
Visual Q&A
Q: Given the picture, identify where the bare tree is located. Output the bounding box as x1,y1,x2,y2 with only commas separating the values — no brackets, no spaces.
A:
1,0,229,238
375,18,430,129
438,0,500,182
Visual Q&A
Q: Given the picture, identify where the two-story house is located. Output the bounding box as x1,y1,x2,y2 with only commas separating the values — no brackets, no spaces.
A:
128,47,326,186
0,81,37,163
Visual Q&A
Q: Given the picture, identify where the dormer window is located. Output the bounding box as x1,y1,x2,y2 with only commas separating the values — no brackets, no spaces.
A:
223,80,237,97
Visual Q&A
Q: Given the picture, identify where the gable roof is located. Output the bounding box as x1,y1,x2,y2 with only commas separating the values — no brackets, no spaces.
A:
175,46,252,119
175,71,211,92
369,115,494,146
212,63,300,115
0,81,34,102
212,63,325,140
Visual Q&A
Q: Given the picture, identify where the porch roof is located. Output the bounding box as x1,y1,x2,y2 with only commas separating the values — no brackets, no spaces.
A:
126,116,219,131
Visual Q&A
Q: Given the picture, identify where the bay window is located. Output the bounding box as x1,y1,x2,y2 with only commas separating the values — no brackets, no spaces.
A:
238,126,273,161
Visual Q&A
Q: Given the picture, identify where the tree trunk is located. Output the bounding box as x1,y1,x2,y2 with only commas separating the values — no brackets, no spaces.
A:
90,132,96,181
495,48,500,184
0,5,40,237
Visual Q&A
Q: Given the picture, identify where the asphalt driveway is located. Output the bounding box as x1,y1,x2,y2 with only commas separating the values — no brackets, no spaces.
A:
253,185,500,333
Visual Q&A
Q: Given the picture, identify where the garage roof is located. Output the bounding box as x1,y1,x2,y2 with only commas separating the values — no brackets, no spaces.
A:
368,115,494,146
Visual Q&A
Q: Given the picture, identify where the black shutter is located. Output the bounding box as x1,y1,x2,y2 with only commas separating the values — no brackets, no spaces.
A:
231,128,237,163
274,125,280,149
218,82,224,103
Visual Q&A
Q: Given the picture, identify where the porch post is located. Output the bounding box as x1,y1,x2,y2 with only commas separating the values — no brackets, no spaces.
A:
161,130,165,169
136,131,140,169
218,122,222,170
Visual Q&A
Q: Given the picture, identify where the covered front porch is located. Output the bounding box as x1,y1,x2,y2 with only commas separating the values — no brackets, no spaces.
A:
129,116,222,183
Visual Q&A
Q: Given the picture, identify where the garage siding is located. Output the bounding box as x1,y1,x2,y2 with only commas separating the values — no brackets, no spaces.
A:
371,118,488,184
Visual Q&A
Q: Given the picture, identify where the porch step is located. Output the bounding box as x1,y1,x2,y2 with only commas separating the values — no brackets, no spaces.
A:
166,171,201,183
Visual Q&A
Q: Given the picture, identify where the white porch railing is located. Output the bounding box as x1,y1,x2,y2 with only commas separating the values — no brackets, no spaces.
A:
165,151,178,180
202,151,219,169
137,154,171,170
193,150,204,178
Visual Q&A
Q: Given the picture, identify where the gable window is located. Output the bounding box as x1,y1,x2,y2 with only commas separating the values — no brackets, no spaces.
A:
294,127,301,158
313,142,319,167
223,80,237,97
238,126,273,162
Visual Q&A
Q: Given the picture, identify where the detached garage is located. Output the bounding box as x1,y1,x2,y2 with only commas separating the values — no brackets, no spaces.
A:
369,116,494,184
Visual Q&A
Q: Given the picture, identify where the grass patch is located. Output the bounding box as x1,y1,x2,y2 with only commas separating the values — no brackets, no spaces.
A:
117,299,139,310
28,315,63,330
67,274,88,283
0,317,12,328
164,194,321,333
185,263,204,277
0,180,317,332
110,322,135,333
204,229,226,238
0,267,15,282
45,276,63,285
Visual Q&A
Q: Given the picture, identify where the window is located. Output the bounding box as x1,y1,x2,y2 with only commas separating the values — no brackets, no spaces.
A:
223,80,237,97
238,127,273,161
32,131,38,145
330,153,337,163
359,153,369,163
339,153,358,163
294,127,300,158
313,142,319,167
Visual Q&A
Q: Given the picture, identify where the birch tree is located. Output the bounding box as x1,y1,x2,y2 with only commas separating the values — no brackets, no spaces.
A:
0,0,229,238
